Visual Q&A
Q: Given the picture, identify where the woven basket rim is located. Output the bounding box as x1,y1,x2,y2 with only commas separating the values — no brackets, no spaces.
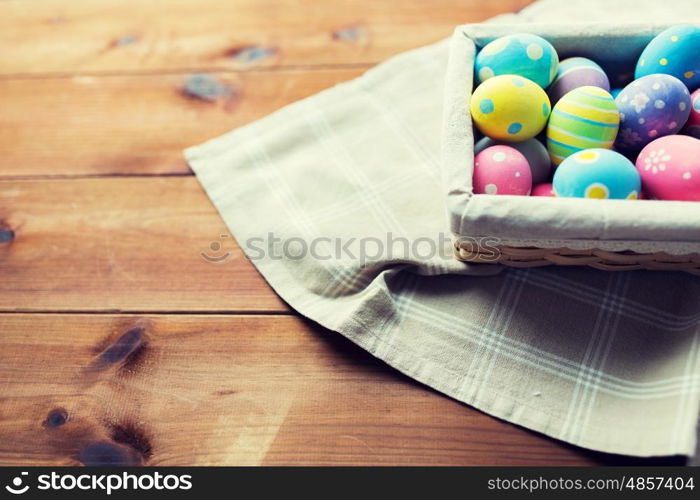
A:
454,240,700,274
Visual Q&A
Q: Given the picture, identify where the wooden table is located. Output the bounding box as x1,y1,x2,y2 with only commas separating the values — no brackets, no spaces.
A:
0,0,682,466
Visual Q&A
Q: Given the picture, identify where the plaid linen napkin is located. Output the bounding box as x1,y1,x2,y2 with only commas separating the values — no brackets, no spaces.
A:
185,0,700,457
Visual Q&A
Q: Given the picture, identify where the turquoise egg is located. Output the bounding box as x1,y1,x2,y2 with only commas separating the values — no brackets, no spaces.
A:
552,149,641,199
635,25,700,91
475,33,559,88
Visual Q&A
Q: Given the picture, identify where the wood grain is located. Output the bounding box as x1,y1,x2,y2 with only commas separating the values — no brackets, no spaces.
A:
0,69,361,178
0,0,672,466
0,0,533,75
0,177,286,312
0,313,611,466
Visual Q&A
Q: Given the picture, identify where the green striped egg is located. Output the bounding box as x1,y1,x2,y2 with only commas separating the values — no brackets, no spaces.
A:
546,86,620,166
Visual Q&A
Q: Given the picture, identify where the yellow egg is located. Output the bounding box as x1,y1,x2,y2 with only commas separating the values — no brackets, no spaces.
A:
470,75,551,141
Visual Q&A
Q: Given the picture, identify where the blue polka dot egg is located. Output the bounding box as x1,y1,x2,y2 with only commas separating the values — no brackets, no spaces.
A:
470,75,551,141
553,149,641,199
635,24,700,91
475,33,559,88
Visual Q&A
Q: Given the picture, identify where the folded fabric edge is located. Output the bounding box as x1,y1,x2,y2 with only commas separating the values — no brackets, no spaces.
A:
183,39,449,165
341,313,699,458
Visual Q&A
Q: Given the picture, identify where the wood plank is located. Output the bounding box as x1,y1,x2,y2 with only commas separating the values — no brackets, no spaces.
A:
0,177,287,312
0,69,361,178
0,0,534,75
0,313,625,466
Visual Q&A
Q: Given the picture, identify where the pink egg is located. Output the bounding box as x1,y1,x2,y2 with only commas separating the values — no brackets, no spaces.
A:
635,135,700,201
682,89,700,139
473,145,532,196
531,183,555,196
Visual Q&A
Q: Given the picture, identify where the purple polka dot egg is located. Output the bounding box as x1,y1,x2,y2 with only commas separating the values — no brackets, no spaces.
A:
473,145,532,196
614,74,691,155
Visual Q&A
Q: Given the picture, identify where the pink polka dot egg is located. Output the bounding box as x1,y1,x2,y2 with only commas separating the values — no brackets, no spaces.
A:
473,145,532,195
635,135,700,201
531,183,555,197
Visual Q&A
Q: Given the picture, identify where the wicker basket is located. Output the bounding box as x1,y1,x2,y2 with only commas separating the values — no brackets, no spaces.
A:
442,23,700,273
455,241,700,274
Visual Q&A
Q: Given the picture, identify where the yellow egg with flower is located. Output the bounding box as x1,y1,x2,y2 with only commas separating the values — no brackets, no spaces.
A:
470,75,551,141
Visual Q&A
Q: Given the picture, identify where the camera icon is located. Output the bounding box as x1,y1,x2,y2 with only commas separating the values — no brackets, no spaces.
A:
5,472,29,495
201,234,233,263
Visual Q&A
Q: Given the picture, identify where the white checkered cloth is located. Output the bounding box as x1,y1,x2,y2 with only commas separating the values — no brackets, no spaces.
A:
186,0,700,458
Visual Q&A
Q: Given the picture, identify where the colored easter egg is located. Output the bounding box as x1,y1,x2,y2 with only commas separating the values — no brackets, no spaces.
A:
553,149,640,199
531,183,555,196
635,135,700,201
474,137,551,184
470,75,551,142
546,86,619,166
548,57,610,105
473,145,532,195
682,88,700,138
475,33,559,88
614,74,691,154
635,25,700,91
610,88,623,99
